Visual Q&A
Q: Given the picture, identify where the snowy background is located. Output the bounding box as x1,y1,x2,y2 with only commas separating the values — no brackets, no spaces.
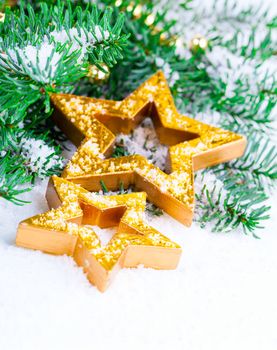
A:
1,0,277,349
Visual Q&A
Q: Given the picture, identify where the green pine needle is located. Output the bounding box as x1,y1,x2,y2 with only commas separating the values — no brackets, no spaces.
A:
0,0,276,237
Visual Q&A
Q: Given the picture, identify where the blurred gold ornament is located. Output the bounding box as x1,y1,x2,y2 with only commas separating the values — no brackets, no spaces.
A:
175,37,184,48
133,4,142,18
115,0,122,6
1,0,16,10
189,34,208,53
145,13,155,26
159,31,167,41
126,1,135,12
149,25,176,46
0,13,5,23
87,63,110,84
160,33,179,46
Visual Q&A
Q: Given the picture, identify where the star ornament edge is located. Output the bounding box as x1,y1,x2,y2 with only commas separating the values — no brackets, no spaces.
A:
16,176,181,292
50,70,247,226
15,70,246,292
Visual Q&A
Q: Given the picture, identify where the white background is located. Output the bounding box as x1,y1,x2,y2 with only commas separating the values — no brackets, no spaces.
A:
0,0,276,349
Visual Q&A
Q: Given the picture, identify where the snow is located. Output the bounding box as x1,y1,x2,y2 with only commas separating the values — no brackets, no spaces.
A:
20,137,64,176
155,57,180,87
115,117,168,170
0,21,114,83
0,180,277,350
4,43,62,83
194,170,227,210
1,0,277,349
0,138,276,350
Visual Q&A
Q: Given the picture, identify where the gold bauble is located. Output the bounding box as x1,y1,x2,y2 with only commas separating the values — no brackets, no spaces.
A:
87,63,110,84
126,1,135,12
0,13,5,23
115,0,122,6
189,34,208,53
1,0,17,10
145,13,155,26
149,26,177,46
160,33,179,46
133,4,143,19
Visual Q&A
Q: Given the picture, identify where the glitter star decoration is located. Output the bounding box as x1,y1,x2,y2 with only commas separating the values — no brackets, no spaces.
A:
16,71,246,291
50,71,246,226
16,176,181,292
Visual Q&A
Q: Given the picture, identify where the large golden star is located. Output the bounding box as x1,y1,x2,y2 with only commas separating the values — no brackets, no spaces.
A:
16,71,246,292
50,71,246,226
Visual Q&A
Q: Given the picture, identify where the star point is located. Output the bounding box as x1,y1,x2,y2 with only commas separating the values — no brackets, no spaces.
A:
16,176,181,291
50,71,246,226
16,71,246,291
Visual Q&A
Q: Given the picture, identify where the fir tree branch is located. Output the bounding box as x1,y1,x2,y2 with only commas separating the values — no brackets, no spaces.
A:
195,171,271,237
0,1,129,114
0,152,32,204
214,133,277,192
0,0,128,204
0,0,276,237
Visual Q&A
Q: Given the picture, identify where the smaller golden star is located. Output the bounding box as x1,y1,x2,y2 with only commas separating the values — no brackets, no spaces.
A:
16,176,181,292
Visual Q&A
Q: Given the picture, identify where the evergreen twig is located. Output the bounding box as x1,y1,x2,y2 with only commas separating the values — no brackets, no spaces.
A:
0,0,276,237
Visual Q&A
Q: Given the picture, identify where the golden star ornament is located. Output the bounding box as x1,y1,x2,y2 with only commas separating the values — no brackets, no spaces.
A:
16,71,246,291
16,176,181,292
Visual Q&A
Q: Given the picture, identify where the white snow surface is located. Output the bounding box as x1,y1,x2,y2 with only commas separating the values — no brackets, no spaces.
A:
20,137,64,176
116,117,169,170
1,181,277,350
1,0,277,349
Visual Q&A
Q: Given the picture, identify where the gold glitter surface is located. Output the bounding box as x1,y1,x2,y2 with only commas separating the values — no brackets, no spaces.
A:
23,176,180,271
16,71,246,291
50,71,245,225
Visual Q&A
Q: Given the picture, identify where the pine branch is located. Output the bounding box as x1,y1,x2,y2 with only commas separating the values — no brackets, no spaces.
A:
0,0,276,237
146,202,164,217
0,1,128,203
214,133,277,192
0,1,128,114
0,153,32,205
112,144,130,158
195,171,271,237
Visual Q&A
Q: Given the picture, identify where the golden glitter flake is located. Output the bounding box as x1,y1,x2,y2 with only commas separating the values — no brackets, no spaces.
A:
16,176,181,292
16,71,246,292
0,13,5,23
189,34,209,53
50,71,246,226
